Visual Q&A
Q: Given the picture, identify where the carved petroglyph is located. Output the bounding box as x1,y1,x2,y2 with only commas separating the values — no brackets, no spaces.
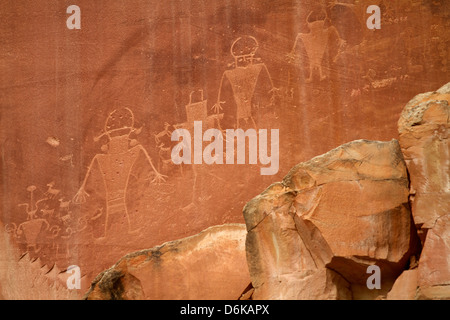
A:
59,154,74,167
72,107,167,238
4,182,82,256
8,186,51,253
46,136,60,148
44,181,61,199
173,91,225,210
179,89,224,131
214,36,275,128
154,122,187,177
186,90,208,124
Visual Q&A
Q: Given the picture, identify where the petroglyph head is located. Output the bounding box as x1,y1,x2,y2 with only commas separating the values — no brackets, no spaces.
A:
231,36,259,67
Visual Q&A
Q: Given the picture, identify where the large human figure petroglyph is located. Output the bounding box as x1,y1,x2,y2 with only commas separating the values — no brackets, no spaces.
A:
72,108,166,238
212,36,275,129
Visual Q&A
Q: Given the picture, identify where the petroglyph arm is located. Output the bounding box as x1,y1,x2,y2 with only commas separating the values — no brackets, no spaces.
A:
212,73,227,113
72,155,100,204
136,145,168,184
290,33,301,55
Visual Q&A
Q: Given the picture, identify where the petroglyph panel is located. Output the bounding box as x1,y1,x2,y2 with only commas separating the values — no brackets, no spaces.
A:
0,0,448,298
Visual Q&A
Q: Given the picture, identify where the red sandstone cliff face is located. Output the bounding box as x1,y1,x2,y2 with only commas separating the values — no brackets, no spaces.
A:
82,83,449,301
2,83,450,300
1,0,449,300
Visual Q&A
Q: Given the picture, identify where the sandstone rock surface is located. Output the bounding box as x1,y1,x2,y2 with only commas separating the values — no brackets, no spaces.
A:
416,214,450,299
386,269,418,300
0,220,80,299
244,139,419,300
398,82,450,230
85,224,250,300
398,82,450,300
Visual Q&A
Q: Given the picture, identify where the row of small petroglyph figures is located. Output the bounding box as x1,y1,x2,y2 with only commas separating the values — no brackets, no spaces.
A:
5,182,98,244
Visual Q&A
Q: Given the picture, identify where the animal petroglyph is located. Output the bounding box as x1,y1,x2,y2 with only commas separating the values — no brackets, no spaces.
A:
44,181,61,199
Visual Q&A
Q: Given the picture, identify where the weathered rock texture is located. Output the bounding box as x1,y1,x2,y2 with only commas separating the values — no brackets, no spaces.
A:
84,224,250,300
0,220,81,299
386,269,418,300
398,83,450,299
398,83,450,230
244,139,420,300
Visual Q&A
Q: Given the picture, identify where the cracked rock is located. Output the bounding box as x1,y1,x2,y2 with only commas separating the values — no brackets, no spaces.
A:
398,82,450,299
84,224,250,300
243,139,420,299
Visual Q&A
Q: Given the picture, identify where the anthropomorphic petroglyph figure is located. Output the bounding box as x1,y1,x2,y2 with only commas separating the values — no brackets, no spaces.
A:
73,107,167,238
154,121,187,176
289,10,338,83
213,36,275,128
58,198,71,212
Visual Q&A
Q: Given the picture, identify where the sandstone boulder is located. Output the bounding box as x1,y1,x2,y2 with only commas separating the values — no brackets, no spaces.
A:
398,82,450,299
244,139,419,300
398,82,450,230
84,224,250,300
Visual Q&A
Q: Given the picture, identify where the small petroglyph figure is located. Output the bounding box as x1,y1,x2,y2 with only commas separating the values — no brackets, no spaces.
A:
14,185,49,253
59,154,74,167
154,122,174,172
18,185,46,221
72,107,166,238
46,136,60,147
44,181,61,199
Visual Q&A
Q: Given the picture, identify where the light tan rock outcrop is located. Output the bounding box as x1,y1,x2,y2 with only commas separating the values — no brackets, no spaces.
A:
416,214,450,300
84,224,250,300
398,82,450,300
386,269,418,300
244,139,419,300
398,82,450,230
